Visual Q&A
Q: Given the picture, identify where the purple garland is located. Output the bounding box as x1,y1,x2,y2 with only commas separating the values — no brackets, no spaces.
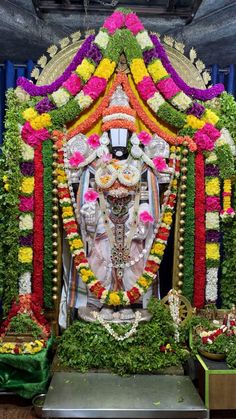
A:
150,34,225,101
17,35,95,96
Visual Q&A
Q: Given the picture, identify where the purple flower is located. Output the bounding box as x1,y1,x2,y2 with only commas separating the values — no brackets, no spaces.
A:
187,102,205,118
35,98,56,114
206,231,221,242
87,44,102,65
143,48,158,65
16,35,95,96
19,234,33,246
205,165,219,177
150,34,225,101
20,162,34,176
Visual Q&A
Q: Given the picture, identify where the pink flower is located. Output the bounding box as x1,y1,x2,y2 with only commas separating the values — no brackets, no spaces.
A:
153,156,168,171
101,153,112,163
194,131,214,151
125,13,144,35
62,73,82,96
206,196,221,212
87,134,100,149
226,208,235,214
83,76,107,100
137,76,156,101
202,123,221,141
19,196,34,212
84,189,99,202
139,211,154,224
157,78,181,100
138,131,152,145
103,11,125,34
69,151,85,167
21,122,49,148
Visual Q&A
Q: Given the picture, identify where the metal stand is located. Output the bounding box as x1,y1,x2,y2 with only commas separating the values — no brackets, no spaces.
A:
43,372,209,418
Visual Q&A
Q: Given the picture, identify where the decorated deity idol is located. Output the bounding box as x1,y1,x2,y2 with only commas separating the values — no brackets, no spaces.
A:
59,84,174,326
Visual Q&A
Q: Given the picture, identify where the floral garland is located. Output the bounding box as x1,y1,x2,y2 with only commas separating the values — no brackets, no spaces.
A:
182,153,195,302
221,179,235,222
16,35,96,96
56,131,180,306
193,152,206,308
42,140,54,308
204,153,221,303
32,144,44,306
18,139,34,295
0,339,46,355
150,34,224,101
92,310,142,341
215,128,235,179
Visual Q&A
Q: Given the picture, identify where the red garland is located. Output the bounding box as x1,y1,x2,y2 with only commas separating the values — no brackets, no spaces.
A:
193,151,206,308
32,144,44,306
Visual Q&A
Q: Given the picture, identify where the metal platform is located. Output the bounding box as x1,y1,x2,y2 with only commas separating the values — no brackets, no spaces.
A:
43,372,208,418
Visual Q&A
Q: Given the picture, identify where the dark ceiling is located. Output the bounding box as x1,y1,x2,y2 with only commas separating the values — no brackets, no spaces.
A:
0,0,236,66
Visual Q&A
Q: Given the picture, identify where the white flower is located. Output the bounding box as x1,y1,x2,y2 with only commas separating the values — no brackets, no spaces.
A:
206,212,220,230
94,30,109,49
15,86,30,103
21,141,34,161
52,88,70,107
206,268,218,302
19,213,33,231
19,272,31,294
147,92,165,112
205,151,217,164
171,91,192,111
75,91,93,110
136,31,153,50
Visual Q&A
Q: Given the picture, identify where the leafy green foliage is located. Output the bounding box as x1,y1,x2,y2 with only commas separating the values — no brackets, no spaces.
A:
0,90,27,315
57,299,189,374
158,102,186,129
9,313,43,339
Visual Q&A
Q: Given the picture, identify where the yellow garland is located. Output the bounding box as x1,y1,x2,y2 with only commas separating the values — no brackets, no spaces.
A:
185,115,205,130
30,113,52,130
22,107,38,121
205,178,220,196
21,177,34,194
147,59,168,82
202,109,219,125
109,292,121,306
130,58,149,84
206,243,220,260
76,58,95,82
18,247,33,263
94,58,116,80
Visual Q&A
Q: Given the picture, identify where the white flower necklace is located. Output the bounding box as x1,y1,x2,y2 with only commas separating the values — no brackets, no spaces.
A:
92,310,142,341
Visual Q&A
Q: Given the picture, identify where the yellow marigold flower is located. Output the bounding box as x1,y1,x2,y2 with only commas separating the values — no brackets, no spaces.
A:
62,206,73,218
80,268,93,283
138,277,150,288
205,178,220,196
57,175,67,183
224,179,231,193
18,247,33,263
202,109,219,125
148,59,168,82
223,198,231,210
206,243,220,260
76,58,95,82
130,58,149,84
185,115,205,130
2,175,8,182
30,113,51,130
94,58,116,80
23,107,38,121
172,179,177,188
70,238,83,249
151,242,165,255
108,292,121,306
21,177,34,194
4,183,9,191
163,212,173,225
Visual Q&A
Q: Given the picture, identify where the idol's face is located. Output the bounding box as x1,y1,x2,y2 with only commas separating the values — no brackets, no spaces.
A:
109,128,129,159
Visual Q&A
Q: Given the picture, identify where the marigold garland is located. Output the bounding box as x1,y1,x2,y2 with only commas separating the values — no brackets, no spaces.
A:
56,132,180,306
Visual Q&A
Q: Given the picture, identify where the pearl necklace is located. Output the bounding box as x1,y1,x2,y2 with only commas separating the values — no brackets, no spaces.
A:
92,310,142,341
63,144,177,269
